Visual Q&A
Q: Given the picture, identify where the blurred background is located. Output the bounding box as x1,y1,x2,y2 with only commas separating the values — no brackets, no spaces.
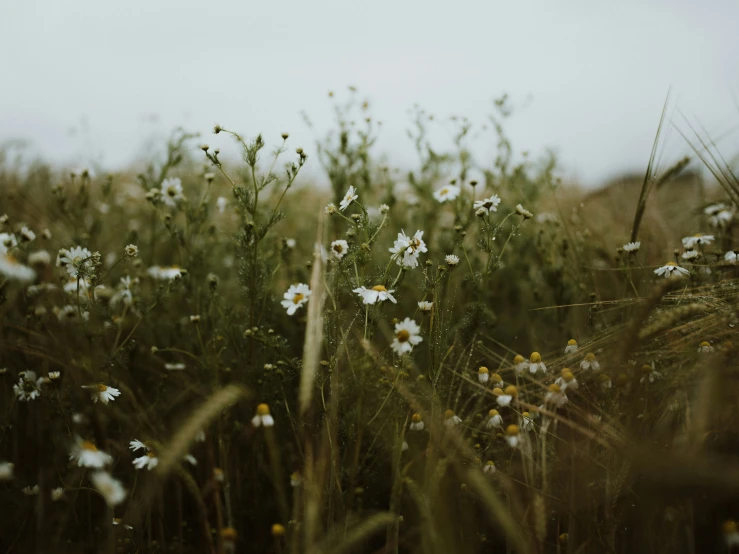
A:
1,0,738,186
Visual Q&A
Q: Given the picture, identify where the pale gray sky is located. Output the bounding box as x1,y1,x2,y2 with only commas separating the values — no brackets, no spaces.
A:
1,0,738,185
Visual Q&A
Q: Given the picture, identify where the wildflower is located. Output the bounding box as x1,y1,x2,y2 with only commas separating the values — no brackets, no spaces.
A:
622,241,641,253
284,238,296,249
654,262,689,278
516,204,533,219
433,185,460,203
353,284,397,305
580,352,600,371
22,485,40,495
418,301,433,312
339,186,358,211
445,254,460,266
473,195,501,214
70,438,113,468
444,409,462,427
213,468,225,482
598,373,612,391
555,369,579,392
640,363,662,384
147,265,185,280
290,471,302,487
486,409,503,429
165,362,186,371
129,439,148,452
681,250,699,261
272,524,286,537
0,461,14,481
544,384,568,408
324,203,338,215
161,178,184,207
513,354,528,373
528,352,546,374
13,370,45,401
124,244,138,257
0,253,36,282
409,413,424,431
221,527,238,545
520,412,534,431
82,383,121,404
281,283,311,315
724,251,737,264
390,317,423,355
90,471,127,506
389,230,427,268
216,196,227,213
682,233,714,249
112,518,133,530
330,239,349,259
564,339,578,354
0,232,18,253
483,460,496,474
707,206,733,228
251,403,275,427
57,246,93,278
56,305,89,322
51,487,64,501
133,452,159,470
490,373,504,388
379,203,390,214
28,250,51,266
477,366,489,383
505,424,520,448
723,520,739,548
698,341,714,354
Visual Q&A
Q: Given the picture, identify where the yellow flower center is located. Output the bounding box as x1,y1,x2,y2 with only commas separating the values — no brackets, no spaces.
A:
488,409,499,417
486,460,495,466
292,293,304,304
522,412,530,417
700,341,710,347
221,527,238,541
412,413,422,423
81,441,97,451
567,339,577,346
332,243,344,252
665,261,676,267
440,188,449,195
513,354,525,364
444,409,454,418
257,403,270,415
506,424,520,436
562,371,575,382
372,285,387,292
491,373,502,382
271,524,286,537
504,385,518,397
396,329,410,342
492,387,503,396
530,352,541,363
641,364,652,374
478,366,489,374
585,352,596,361
548,384,561,393
97,384,107,392
147,452,156,458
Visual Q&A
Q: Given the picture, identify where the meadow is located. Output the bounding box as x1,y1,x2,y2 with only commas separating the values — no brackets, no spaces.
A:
1,91,738,553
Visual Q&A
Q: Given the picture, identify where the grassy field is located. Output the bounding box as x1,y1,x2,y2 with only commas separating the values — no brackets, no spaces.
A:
1,93,738,553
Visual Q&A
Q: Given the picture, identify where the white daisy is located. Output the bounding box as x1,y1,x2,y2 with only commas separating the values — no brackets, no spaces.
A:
324,203,338,215
0,461,14,481
22,485,40,495
473,195,501,214
339,186,358,211
477,366,489,383
82,383,121,404
528,352,547,374
112,518,133,530
48,371,61,380
161,178,184,207
147,265,185,280
13,370,45,401
483,460,496,474
724,251,737,264
51,487,64,501
57,246,93,278
544,384,568,408
697,341,714,354
433,185,460,203
132,452,159,470
579,352,600,372
281,283,311,315
445,255,460,266
389,230,427,268
19,226,35,242
330,240,349,259
444,409,462,427
681,250,699,261
505,425,520,448
516,204,533,219
622,242,641,253
28,250,51,266
216,196,227,213
654,262,689,278
520,412,534,432
0,253,36,282
494,386,517,407
129,439,149,452
390,317,423,355
70,437,113,468
353,285,397,305
251,403,275,427
710,209,733,228
555,369,579,392
512,354,528,374
418,301,433,312
682,233,714,249
90,471,127,506
564,339,578,354
164,363,186,371
290,471,301,487
639,363,663,384
599,374,612,391
0,232,18,254
486,409,503,429
409,413,425,431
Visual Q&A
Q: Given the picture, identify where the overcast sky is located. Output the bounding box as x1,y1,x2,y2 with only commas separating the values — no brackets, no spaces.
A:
1,0,738,186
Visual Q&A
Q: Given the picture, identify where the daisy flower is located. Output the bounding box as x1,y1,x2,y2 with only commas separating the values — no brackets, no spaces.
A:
409,413,424,431
161,178,184,207
483,460,496,474
682,233,714,249
554,369,579,392
129,439,148,452
723,520,739,548
112,518,133,530
13,370,45,401
444,409,462,427
599,373,612,391
390,317,423,355
90,471,127,507
290,472,302,487
473,195,501,214
28,250,51,266
389,230,427,268
681,250,699,261
505,425,520,448
516,204,533,219
147,265,185,280
83,383,121,404
520,412,534,432
339,186,358,211
22,485,40,496
564,339,578,354
544,384,568,408
281,283,311,315
640,363,662,384
490,373,504,388
0,253,36,282
477,366,489,383
69,437,113,468
622,242,641,253
486,409,503,429
252,403,275,427
654,262,689,278
708,208,733,228
0,232,18,253
165,362,186,371
0,461,14,481
216,196,227,213
51,487,64,501
353,285,397,305
512,354,528,373
698,341,714,354
579,352,600,371
528,352,546,374
57,246,93,278
724,251,737,264
19,226,35,242
133,452,159,470
324,203,338,215
445,254,460,266
494,385,517,407
433,185,460,203
418,301,433,312
330,239,349,259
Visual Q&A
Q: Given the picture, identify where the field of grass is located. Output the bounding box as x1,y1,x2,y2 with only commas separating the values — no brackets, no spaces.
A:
1,93,738,553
